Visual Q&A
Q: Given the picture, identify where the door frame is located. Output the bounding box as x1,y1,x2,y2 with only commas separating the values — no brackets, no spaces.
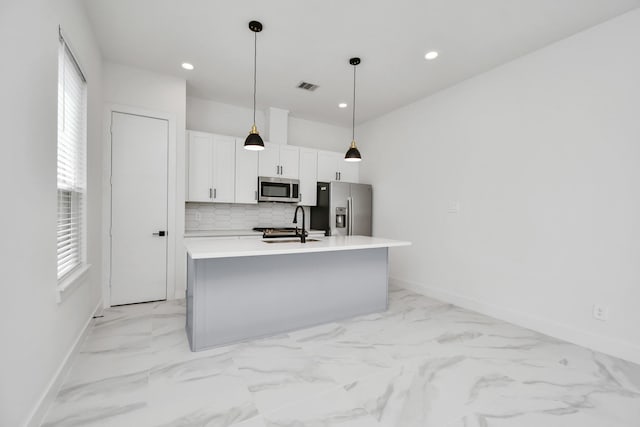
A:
102,104,177,307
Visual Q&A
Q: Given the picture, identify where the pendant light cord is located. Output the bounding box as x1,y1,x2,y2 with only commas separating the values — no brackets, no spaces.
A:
253,31,257,125
352,63,356,141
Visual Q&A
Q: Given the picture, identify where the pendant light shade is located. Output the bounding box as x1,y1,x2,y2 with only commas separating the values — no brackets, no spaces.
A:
244,20,264,151
345,140,361,162
345,57,362,162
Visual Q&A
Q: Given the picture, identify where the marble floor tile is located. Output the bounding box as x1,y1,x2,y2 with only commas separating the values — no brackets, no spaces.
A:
261,387,380,427
64,334,153,385
91,303,155,338
41,286,640,427
231,416,267,427
291,323,397,386
232,335,340,414
145,352,258,427
41,370,149,427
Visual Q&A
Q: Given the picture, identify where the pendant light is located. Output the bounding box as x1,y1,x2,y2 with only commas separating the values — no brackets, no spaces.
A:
344,57,362,162
244,20,264,151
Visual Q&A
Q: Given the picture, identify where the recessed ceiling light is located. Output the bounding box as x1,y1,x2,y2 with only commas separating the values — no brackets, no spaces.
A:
338,103,348,109
424,51,439,60
181,62,194,70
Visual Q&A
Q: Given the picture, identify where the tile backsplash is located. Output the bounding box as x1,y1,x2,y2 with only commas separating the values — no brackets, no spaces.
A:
186,203,311,231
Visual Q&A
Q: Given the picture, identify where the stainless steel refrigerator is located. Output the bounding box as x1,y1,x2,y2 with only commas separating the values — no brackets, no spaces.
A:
311,182,372,236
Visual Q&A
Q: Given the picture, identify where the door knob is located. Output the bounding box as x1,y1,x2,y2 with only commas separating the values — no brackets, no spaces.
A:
153,231,166,236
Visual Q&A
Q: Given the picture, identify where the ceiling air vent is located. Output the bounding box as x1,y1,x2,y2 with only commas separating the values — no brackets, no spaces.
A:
297,81,319,91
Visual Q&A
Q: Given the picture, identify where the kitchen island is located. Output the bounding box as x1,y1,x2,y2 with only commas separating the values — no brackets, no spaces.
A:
184,235,410,351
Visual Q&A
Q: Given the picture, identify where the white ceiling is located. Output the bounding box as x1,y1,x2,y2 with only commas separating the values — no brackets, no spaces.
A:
84,0,640,127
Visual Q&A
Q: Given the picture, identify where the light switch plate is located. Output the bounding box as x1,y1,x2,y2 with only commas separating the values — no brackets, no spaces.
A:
447,201,460,214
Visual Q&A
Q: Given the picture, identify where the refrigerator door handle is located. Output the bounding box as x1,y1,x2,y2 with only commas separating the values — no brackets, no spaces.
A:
347,197,353,236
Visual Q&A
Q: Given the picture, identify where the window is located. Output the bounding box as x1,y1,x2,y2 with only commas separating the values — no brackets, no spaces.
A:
57,31,87,281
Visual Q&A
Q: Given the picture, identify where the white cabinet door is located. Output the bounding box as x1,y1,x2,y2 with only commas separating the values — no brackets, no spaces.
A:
235,138,258,204
316,150,359,183
338,160,359,183
317,150,339,182
212,135,236,203
258,142,280,177
298,148,317,206
187,131,213,202
279,145,299,179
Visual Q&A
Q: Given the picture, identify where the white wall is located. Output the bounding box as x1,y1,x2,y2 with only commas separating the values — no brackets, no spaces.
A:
187,96,351,152
359,9,640,364
288,117,351,152
0,1,103,425
102,62,187,301
187,97,266,139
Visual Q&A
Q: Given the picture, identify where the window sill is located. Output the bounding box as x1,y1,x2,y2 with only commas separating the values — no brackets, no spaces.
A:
56,264,91,304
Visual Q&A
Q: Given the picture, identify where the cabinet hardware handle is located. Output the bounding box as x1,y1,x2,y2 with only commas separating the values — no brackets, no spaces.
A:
152,231,166,237
280,165,283,175
335,172,338,180
214,188,217,198
255,190,258,201
339,172,341,180
209,188,212,199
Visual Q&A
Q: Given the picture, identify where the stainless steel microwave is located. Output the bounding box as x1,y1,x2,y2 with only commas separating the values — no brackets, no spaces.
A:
258,177,300,203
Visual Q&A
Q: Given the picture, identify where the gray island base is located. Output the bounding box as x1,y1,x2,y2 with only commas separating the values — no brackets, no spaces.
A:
187,247,388,351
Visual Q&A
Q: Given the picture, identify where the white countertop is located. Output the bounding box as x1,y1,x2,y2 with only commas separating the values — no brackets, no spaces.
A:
185,235,411,259
184,229,327,238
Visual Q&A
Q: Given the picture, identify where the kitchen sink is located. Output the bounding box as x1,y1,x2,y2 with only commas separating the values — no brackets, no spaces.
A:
263,238,321,244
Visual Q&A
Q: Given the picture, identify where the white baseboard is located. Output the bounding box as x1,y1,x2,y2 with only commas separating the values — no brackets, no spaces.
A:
26,300,102,427
391,277,640,365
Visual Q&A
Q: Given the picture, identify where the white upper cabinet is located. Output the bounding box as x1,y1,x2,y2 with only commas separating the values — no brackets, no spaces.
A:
316,150,359,183
212,136,236,202
187,132,214,202
298,148,318,206
234,138,258,204
186,131,235,203
279,145,300,179
258,142,299,179
187,130,360,205
257,142,279,177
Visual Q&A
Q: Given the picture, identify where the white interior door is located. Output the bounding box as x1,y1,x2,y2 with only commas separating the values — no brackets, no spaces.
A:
110,112,168,306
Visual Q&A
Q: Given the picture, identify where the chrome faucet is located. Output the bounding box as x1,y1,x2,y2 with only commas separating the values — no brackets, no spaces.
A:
292,206,306,243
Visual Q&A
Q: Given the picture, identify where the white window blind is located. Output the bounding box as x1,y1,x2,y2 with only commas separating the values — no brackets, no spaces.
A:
57,32,87,281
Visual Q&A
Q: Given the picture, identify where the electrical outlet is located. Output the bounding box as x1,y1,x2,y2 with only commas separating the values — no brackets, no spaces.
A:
592,304,609,321
447,201,460,214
